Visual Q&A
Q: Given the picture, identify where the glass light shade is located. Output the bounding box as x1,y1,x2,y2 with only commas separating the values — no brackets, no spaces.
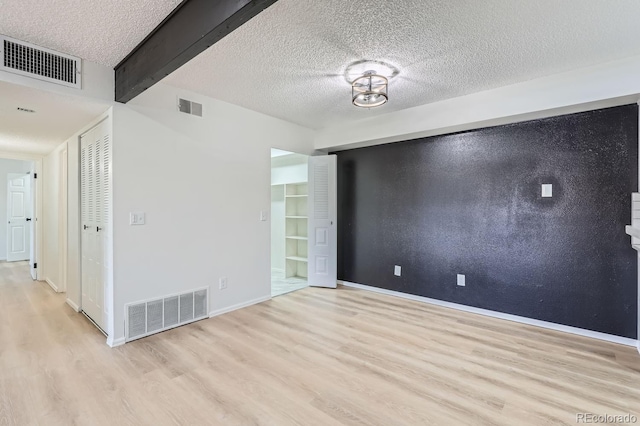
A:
352,73,388,108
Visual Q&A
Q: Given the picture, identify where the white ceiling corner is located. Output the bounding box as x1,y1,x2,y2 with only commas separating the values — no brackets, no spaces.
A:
163,0,640,130
0,81,110,155
0,0,183,67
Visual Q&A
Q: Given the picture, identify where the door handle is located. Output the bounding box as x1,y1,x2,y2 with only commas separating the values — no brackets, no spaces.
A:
26,218,32,222
84,225,89,230
97,226,103,232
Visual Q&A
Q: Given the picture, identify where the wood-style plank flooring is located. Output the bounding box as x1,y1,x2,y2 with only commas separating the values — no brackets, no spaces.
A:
1,261,639,425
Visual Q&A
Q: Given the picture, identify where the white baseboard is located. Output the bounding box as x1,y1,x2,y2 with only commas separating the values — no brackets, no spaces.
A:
209,295,271,318
65,298,80,312
341,281,638,348
107,336,125,348
45,278,59,293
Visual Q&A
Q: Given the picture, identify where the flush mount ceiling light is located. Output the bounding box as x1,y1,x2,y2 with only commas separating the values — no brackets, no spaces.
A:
345,60,399,108
352,71,388,108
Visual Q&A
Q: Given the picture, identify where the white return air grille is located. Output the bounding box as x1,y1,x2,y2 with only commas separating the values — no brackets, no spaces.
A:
0,35,81,89
125,288,208,342
177,98,203,117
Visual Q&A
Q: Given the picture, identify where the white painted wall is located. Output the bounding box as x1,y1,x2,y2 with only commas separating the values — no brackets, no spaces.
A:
110,83,314,343
67,133,80,310
271,162,308,186
315,55,640,150
43,142,67,291
0,158,33,260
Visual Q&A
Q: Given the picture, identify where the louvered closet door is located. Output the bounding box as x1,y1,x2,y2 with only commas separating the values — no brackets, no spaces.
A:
80,119,110,332
307,155,337,288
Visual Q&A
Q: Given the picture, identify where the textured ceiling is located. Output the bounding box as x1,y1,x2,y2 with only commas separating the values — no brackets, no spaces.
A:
164,0,640,130
0,0,182,67
0,81,110,155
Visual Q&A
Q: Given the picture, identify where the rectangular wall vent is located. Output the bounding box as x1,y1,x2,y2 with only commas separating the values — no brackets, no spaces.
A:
125,287,209,342
0,35,82,89
178,98,203,117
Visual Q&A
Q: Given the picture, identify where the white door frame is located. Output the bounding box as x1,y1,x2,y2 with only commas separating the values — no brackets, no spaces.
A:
0,151,42,280
269,148,338,291
29,171,37,280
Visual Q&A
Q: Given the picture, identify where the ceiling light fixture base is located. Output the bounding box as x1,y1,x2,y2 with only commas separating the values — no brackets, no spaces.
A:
344,59,399,84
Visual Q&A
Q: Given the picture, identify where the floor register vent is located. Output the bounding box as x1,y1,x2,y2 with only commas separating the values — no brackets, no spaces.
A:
125,288,208,342
1,35,82,89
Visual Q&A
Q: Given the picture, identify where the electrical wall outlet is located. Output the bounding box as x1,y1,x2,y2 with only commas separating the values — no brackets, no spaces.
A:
219,277,228,290
394,265,401,276
457,274,466,287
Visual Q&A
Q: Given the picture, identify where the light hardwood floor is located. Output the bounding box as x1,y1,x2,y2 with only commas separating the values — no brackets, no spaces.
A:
1,261,639,425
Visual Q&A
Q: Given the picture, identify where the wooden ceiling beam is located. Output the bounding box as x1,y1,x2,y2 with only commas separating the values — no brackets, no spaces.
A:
115,0,279,103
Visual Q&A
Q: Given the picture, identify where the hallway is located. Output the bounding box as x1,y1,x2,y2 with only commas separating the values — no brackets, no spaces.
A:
0,261,108,424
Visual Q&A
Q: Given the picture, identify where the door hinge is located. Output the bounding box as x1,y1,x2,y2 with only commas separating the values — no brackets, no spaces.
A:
33,263,37,269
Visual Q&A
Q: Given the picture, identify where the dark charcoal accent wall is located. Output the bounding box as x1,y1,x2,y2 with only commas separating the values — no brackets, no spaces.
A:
336,105,638,339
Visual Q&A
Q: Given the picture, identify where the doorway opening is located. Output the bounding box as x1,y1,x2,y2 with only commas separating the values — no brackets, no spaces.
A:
1,158,36,277
271,148,310,297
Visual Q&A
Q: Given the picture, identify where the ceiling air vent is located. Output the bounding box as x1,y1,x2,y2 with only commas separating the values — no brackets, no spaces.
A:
178,98,203,117
0,35,81,89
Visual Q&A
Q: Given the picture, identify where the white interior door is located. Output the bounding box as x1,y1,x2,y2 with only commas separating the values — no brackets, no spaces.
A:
307,155,337,288
7,173,31,262
29,171,36,279
81,121,110,332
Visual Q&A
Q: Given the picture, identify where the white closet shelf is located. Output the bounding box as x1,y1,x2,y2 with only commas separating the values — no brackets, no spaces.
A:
283,182,309,279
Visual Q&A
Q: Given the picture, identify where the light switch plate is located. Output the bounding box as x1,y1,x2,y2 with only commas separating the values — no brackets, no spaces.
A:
457,274,466,287
541,184,553,198
394,265,401,276
260,210,268,221
129,212,146,225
